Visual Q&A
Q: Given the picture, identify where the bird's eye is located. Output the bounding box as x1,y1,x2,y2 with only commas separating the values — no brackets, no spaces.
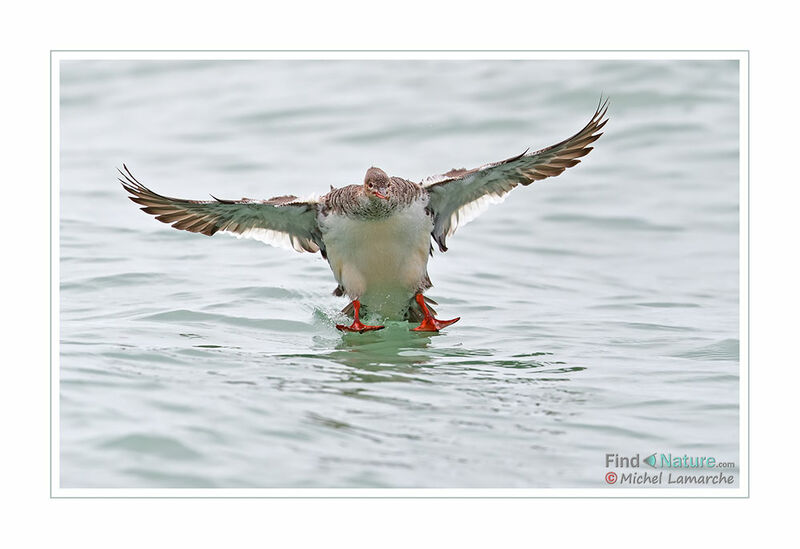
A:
367,183,373,188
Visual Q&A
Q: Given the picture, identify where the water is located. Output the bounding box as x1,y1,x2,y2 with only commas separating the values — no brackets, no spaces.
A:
59,59,740,488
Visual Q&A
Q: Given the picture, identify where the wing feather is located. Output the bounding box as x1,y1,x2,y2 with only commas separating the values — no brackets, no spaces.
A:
425,99,609,251
119,165,322,253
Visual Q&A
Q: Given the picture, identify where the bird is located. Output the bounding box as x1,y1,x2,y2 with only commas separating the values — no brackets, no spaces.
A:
120,98,608,333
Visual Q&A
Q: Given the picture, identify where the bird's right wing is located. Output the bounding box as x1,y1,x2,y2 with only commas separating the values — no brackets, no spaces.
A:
424,99,608,251
119,165,322,253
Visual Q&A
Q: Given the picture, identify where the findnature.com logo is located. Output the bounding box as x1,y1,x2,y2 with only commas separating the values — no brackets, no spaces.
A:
603,453,737,486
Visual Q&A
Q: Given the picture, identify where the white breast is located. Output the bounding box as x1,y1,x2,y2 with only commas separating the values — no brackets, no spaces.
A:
320,198,433,318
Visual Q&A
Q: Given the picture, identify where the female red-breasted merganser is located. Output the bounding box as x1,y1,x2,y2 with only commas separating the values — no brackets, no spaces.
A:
120,99,608,333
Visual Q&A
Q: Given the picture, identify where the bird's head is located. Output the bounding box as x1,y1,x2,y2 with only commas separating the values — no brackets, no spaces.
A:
363,167,390,200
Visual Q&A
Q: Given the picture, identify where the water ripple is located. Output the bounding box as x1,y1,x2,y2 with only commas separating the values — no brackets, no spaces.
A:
59,59,741,489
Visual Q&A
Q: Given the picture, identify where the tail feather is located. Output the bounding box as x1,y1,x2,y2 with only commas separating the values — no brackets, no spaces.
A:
404,294,437,322
341,300,355,316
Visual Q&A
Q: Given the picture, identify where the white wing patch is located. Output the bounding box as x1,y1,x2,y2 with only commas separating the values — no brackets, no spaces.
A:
224,226,320,253
445,191,509,237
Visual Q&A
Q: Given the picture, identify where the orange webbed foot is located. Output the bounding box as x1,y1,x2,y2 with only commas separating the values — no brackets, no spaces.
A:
409,294,460,332
411,316,460,332
336,320,385,333
336,299,384,333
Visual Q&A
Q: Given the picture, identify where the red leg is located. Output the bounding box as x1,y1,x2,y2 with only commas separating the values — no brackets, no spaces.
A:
336,300,385,333
411,294,460,332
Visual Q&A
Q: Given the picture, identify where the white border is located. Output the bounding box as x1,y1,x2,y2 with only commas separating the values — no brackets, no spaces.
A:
51,50,748,498
51,52,62,496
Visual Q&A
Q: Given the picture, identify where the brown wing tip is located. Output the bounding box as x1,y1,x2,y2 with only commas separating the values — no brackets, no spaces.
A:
594,96,610,127
118,164,158,200
596,95,610,116
209,194,238,204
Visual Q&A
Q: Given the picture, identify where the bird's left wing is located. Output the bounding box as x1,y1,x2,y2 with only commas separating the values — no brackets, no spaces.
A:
119,165,322,253
424,99,608,251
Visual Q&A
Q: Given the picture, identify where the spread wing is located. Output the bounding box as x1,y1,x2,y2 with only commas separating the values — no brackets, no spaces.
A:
424,98,609,251
119,165,322,253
